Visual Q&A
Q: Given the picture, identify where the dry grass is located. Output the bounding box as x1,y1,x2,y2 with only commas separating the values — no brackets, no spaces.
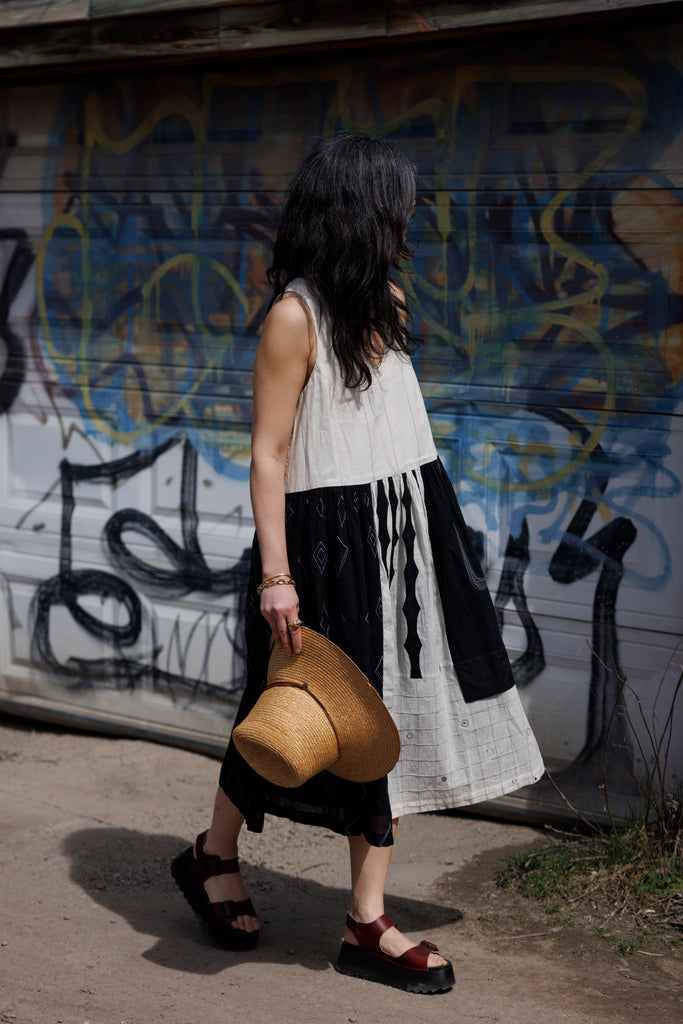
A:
498,656,683,954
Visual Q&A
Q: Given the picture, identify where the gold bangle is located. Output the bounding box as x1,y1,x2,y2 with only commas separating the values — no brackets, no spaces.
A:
256,574,296,596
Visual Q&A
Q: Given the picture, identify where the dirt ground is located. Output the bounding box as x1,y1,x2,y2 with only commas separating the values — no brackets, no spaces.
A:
1,713,681,1024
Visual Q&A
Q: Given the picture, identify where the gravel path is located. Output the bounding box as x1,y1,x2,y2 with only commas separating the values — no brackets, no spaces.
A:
0,714,680,1024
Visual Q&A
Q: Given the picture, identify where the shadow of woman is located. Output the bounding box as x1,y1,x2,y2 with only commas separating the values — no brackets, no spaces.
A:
62,827,463,976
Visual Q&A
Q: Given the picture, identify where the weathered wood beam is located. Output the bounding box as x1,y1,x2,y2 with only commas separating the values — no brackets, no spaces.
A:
0,8,221,70
0,0,681,71
0,0,89,28
90,0,274,18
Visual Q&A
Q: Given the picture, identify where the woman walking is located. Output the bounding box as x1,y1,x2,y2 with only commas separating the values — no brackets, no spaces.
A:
172,133,544,994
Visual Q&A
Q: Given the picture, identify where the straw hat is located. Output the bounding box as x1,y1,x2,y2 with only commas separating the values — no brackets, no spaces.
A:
232,627,400,788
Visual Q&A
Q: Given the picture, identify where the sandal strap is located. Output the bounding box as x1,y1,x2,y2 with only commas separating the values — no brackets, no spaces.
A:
211,897,256,923
345,913,431,970
345,912,393,946
193,830,240,881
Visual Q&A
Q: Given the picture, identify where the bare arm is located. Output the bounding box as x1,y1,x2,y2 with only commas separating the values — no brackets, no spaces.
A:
250,293,314,654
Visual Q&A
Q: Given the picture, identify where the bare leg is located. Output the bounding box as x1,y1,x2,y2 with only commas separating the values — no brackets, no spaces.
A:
344,821,446,967
200,786,260,934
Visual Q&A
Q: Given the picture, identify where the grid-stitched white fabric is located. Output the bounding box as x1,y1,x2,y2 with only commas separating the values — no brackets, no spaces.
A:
373,469,545,814
283,278,544,813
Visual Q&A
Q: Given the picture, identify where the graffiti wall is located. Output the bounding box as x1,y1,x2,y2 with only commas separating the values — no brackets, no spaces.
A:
1,22,682,818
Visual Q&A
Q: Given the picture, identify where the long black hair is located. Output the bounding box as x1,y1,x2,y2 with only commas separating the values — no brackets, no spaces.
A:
267,133,419,389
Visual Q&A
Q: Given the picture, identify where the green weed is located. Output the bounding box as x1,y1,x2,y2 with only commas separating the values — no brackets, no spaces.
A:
497,656,683,951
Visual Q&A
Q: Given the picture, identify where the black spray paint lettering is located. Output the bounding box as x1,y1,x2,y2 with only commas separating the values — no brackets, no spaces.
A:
29,436,250,703
0,228,34,416
105,440,242,597
493,407,637,771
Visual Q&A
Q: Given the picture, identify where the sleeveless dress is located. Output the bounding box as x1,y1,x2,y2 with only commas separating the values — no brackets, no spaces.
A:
220,279,544,846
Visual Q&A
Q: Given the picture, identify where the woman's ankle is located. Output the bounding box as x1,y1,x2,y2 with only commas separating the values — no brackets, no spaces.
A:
202,789,245,860
348,901,385,924
201,835,239,860
199,828,239,860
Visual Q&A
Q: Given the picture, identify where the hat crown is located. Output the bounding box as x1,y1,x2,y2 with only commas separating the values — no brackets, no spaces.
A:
232,628,400,788
233,684,339,788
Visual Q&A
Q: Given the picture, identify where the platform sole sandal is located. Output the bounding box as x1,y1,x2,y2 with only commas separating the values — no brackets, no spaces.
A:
170,832,259,951
334,913,454,995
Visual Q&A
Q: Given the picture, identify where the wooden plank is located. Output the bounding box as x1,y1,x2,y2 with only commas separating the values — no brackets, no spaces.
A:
0,0,89,28
387,0,683,37
217,0,683,53
0,0,681,69
90,0,272,20
217,2,387,51
0,9,221,68
1,0,682,34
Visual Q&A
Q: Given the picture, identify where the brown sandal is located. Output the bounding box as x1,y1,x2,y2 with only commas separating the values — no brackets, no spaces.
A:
334,913,454,994
170,831,259,950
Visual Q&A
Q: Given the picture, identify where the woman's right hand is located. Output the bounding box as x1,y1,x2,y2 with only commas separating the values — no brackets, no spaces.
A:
260,583,302,655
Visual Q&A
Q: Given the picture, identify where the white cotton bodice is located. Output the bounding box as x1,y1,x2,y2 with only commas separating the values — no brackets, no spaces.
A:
283,279,437,493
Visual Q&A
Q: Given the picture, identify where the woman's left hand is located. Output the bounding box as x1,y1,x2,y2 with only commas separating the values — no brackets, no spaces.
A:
260,583,303,655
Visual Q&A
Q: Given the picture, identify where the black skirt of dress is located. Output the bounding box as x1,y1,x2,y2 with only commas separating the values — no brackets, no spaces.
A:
219,458,514,847
220,479,395,846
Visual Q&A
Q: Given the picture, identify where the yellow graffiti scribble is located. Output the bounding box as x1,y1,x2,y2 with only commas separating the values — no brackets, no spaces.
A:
36,87,255,449
469,314,615,494
380,65,644,495
36,61,646,488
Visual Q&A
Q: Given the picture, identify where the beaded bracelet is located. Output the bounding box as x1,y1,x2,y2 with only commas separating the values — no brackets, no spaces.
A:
256,573,296,596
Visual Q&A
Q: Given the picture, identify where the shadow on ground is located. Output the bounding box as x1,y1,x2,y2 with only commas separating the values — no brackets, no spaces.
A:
63,828,463,976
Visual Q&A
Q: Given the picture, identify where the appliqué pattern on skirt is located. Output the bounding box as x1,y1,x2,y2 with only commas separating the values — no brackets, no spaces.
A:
220,459,543,846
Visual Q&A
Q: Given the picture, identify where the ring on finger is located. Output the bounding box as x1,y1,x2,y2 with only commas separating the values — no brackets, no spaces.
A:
287,619,303,630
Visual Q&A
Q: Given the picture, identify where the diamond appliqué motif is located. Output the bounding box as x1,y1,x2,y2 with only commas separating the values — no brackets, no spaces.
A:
337,496,347,526
334,537,349,576
313,540,328,574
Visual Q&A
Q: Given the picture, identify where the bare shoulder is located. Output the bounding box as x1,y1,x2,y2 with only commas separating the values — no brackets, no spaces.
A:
257,290,314,378
267,290,312,332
